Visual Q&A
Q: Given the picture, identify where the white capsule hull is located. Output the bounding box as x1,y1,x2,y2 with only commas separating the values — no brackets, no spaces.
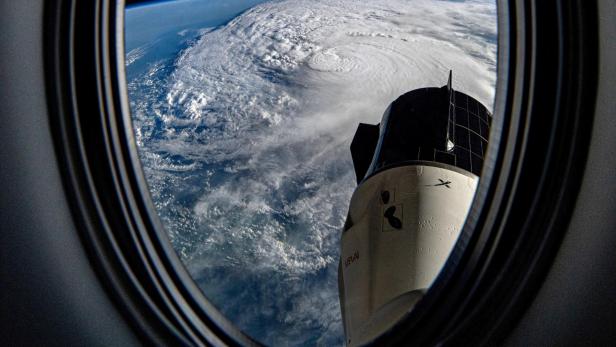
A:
339,163,478,346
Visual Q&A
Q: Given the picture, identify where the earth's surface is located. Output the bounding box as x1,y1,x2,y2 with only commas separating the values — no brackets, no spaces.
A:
125,0,496,345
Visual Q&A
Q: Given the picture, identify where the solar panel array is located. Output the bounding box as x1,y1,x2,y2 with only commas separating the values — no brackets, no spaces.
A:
402,90,491,176
357,84,493,181
436,90,492,176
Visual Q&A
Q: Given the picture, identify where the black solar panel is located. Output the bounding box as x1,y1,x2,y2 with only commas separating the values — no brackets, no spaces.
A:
354,72,492,181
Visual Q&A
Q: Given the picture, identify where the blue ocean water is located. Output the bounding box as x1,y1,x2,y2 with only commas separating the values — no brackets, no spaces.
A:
125,0,269,80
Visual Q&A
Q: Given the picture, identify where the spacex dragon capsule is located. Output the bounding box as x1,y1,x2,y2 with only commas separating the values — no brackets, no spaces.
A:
338,71,492,346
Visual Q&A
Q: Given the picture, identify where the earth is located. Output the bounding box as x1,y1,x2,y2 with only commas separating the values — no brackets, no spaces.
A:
124,0,497,345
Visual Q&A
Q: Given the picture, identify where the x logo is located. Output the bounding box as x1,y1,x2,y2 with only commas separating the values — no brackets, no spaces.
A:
432,179,452,188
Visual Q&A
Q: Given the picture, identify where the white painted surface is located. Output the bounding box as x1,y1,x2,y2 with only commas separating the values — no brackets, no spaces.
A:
340,164,478,345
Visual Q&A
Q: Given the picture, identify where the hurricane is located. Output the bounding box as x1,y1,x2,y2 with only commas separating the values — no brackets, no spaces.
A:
126,0,497,345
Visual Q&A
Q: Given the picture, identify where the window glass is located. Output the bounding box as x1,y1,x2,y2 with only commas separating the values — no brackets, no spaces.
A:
124,0,497,345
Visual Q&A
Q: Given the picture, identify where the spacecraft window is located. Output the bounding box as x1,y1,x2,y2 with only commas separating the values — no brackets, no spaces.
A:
122,0,497,345
447,139,455,152
41,0,600,344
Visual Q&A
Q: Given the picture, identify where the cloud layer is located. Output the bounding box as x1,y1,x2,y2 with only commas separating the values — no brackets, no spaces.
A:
128,0,497,345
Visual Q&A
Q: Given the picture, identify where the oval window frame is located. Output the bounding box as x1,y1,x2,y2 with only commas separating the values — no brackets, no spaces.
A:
43,0,598,345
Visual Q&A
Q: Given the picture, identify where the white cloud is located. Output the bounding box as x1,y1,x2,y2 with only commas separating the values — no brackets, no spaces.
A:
129,0,497,345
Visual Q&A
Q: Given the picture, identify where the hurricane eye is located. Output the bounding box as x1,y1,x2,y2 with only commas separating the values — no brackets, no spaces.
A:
123,0,498,345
